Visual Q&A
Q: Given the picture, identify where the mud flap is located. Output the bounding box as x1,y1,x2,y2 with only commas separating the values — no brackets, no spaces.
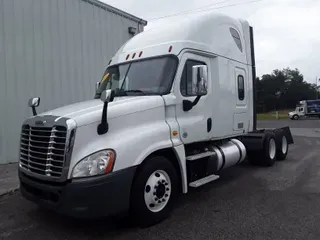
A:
242,126,294,152
273,126,294,145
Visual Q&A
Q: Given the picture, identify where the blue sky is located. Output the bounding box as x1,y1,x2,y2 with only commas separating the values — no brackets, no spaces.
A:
102,0,320,84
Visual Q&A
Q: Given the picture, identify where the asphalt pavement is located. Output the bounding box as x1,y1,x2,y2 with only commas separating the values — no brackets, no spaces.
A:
258,119,320,129
1,120,320,240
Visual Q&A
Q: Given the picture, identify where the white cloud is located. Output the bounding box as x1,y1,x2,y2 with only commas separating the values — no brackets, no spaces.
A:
102,0,320,83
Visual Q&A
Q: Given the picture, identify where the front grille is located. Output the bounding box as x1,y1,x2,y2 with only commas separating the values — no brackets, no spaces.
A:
19,125,67,178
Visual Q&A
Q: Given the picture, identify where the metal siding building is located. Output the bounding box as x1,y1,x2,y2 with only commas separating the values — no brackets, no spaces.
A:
0,0,147,164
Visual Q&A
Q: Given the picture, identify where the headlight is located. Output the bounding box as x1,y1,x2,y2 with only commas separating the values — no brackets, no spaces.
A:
72,150,116,178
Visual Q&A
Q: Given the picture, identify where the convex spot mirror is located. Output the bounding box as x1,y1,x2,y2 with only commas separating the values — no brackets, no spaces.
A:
96,82,101,91
28,97,40,107
100,89,115,103
191,65,208,96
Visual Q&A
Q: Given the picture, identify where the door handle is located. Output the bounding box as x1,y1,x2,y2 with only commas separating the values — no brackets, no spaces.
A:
207,118,212,132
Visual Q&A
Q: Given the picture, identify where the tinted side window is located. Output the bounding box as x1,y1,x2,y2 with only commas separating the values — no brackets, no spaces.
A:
230,28,243,52
238,75,245,101
180,60,207,96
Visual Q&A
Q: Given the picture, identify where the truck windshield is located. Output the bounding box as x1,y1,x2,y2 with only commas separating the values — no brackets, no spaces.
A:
94,56,177,99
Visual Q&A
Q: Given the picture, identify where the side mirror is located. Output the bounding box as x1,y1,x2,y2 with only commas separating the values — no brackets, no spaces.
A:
28,97,40,107
97,90,115,135
96,82,101,91
191,65,208,96
100,89,115,103
28,97,40,116
182,65,208,112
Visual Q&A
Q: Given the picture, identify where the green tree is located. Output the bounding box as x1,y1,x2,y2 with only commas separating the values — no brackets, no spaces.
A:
256,68,317,113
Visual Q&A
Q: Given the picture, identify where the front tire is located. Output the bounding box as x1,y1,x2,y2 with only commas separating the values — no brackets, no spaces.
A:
292,114,299,120
130,156,178,228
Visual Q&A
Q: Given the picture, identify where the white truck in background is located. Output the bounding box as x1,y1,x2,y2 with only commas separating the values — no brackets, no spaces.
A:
18,12,294,227
288,99,320,120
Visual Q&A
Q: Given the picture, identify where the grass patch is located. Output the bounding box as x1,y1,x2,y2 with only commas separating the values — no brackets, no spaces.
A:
257,110,291,120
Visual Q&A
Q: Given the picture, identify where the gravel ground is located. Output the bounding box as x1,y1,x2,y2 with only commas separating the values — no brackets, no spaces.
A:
1,121,320,240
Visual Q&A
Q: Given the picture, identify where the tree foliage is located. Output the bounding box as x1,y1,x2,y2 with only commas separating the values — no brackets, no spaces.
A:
256,68,319,113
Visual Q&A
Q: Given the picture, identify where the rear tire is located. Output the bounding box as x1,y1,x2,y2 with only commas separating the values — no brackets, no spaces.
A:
130,156,178,228
276,133,289,161
261,133,277,167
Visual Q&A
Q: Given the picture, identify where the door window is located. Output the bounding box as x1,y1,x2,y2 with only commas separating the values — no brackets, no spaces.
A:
237,75,245,101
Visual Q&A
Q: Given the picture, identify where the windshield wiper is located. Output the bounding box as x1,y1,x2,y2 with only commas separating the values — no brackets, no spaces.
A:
114,89,147,96
125,90,146,95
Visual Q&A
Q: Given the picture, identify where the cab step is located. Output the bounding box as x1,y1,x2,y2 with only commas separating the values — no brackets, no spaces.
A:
189,174,220,188
186,151,215,161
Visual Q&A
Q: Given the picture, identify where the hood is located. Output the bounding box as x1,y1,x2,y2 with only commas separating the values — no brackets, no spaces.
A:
38,96,165,127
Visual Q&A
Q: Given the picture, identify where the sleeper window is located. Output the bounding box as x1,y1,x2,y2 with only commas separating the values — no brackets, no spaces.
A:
230,28,243,52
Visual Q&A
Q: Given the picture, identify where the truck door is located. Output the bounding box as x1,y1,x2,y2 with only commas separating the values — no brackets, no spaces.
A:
233,66,249,133
299,107,305,116
174,53,212,144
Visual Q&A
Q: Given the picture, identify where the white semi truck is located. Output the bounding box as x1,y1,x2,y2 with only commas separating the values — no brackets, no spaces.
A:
18,12,294,227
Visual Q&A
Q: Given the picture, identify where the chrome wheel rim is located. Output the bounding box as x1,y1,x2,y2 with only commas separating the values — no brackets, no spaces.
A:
269,138,276,159
281,136,288,154
144,170,171,213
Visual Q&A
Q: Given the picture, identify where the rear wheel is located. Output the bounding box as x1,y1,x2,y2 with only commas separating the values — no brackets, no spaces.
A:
261,133,277,166
276,134,289,161
248,133,277,167
130,156,178,228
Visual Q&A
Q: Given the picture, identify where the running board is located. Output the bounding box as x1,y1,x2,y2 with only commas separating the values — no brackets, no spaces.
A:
189,174,220,188
186,151,215,161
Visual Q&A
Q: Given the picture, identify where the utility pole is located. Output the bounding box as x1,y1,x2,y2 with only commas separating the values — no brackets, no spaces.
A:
317,76,319,99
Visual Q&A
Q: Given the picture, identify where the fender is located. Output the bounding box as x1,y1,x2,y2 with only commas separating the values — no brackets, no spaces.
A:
69,108,189,194
68,106,174,177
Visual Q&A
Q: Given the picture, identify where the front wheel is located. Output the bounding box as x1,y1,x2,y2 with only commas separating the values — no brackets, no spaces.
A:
292,115,299,120
130,156,178,227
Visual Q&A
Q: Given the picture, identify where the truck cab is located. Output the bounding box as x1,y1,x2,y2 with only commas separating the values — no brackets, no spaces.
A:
18,11,293,227
288,105,305,120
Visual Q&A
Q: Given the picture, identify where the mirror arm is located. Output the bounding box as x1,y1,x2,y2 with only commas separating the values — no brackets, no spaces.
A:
192,95,201,106
97,102,109,135
31,106,37,116
183,95,202,112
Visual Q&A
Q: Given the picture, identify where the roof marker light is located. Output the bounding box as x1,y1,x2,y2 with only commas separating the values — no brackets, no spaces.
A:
126,54,130,60
132,53,136,59
139,51,143,57
168,46,173,52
